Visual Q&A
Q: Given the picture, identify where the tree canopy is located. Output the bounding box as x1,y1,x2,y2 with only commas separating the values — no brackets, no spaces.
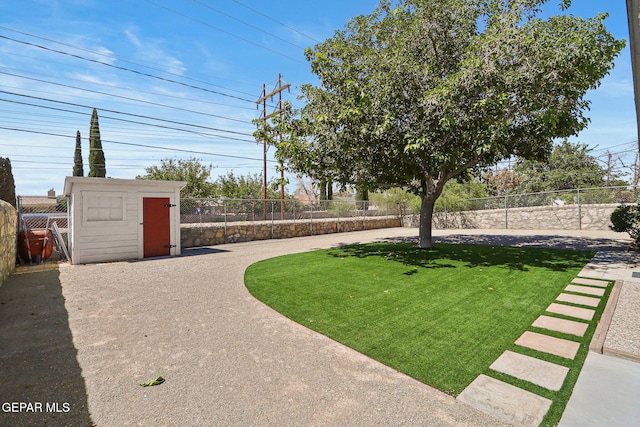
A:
513,140,607,192
138,157,214,198
212,171,281,200
258,0,624,248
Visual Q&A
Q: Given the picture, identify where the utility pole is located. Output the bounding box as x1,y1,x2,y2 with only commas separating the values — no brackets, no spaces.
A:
256,74,290,220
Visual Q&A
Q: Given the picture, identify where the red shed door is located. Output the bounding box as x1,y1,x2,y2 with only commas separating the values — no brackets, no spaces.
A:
143,197,171,258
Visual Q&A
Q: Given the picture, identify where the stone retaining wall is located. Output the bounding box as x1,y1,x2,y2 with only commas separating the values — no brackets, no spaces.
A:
0,200,17,286
422,203,618,230
181,216,402,248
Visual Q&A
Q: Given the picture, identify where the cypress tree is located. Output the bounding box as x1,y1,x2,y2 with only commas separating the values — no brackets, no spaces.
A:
73,130,84,176
0,157,17,208
88,108,106,177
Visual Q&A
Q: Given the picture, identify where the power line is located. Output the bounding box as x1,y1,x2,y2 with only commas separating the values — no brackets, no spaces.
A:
0,99,256,143
0,125,276,163
0,25,258,98
230,0,321,44
0,34,257,103
190,0,306,50
0,70,255,122
142,0,306,65
591,140,639,154
0,90,257,141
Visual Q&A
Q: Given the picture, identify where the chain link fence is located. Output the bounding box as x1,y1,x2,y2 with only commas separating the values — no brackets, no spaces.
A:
427,185,640,230
15,195,70,263
17,195,69,231
180,198,402,226
461,186,640,212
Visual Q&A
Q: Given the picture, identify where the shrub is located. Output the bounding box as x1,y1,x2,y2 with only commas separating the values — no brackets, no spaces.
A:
610,204,640,248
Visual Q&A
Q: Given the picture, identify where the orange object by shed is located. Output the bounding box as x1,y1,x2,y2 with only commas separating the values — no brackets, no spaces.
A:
19,229,53,263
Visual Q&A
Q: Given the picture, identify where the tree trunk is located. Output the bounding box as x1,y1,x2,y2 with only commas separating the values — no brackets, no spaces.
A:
319,179,327,201
418,192,436,249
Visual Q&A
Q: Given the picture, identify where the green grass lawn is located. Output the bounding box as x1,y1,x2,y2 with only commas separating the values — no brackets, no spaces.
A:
245,242,605,425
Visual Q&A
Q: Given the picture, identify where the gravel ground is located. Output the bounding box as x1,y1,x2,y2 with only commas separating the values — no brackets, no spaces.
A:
1,227,633,426
604,281,640,357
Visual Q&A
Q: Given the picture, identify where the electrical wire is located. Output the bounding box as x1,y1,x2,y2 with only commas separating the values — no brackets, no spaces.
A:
0,70,256,121
230,0,321,43
141,0,306,65
0,125,276,163
0,90,257,139
0,25,258,98
190,0,306,50
0,34,258,103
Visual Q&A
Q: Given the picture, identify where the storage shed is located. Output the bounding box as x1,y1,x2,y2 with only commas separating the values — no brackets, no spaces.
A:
63,177,185,265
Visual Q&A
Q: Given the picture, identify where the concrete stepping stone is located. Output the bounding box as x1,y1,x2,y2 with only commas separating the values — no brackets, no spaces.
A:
564,284,605,297
515,331,580,359
490,350,569,391
458,374,552,427
572,277,609,288
556,293,601,308
546,303,595,321
532,315,589,337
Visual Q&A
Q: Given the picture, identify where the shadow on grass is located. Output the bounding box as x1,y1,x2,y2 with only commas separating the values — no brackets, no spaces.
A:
0,270,93,427
330,242,595,272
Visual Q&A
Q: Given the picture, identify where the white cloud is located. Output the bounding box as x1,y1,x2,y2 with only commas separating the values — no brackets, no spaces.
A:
123,28,186,75
124,29,142,48
598,76,634,97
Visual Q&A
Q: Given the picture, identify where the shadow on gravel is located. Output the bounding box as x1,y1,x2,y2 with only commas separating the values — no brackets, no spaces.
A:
435,233,630,252
379,233,630,252
0,270,93,427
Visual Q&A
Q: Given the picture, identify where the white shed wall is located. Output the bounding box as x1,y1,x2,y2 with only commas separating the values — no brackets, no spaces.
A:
72,190,139,264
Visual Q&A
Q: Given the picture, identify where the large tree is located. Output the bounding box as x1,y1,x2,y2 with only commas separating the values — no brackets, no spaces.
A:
212,171,281,200
0,157,16,208
88,108,106,177
137,157,214,198
513,140,607,192
258,0,624,248
73,130,84,177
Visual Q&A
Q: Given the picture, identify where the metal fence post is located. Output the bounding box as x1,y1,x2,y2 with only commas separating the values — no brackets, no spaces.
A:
504,195,508,229
362,200,366,230
271,201,275,239
577,189,582,230
385,201,388,227
224,200,227,243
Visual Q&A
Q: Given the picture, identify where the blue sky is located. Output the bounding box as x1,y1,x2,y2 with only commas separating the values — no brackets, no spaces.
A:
0,0,636,196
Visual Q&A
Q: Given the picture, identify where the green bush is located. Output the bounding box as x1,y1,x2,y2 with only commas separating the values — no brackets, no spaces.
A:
610,204,640,248
328,200,356,217
370,188,421,215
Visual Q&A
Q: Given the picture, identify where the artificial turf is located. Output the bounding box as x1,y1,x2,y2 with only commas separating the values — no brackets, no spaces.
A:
245,242,603,425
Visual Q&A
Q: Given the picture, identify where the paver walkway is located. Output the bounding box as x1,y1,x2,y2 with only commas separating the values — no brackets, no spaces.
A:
531,315,588,337
458,375,552,427
515,331,580,359
546,303,595,321
489,351,569,391
457,274,611,426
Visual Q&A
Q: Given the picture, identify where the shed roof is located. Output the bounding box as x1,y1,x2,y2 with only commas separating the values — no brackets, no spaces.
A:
63,177,186,197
